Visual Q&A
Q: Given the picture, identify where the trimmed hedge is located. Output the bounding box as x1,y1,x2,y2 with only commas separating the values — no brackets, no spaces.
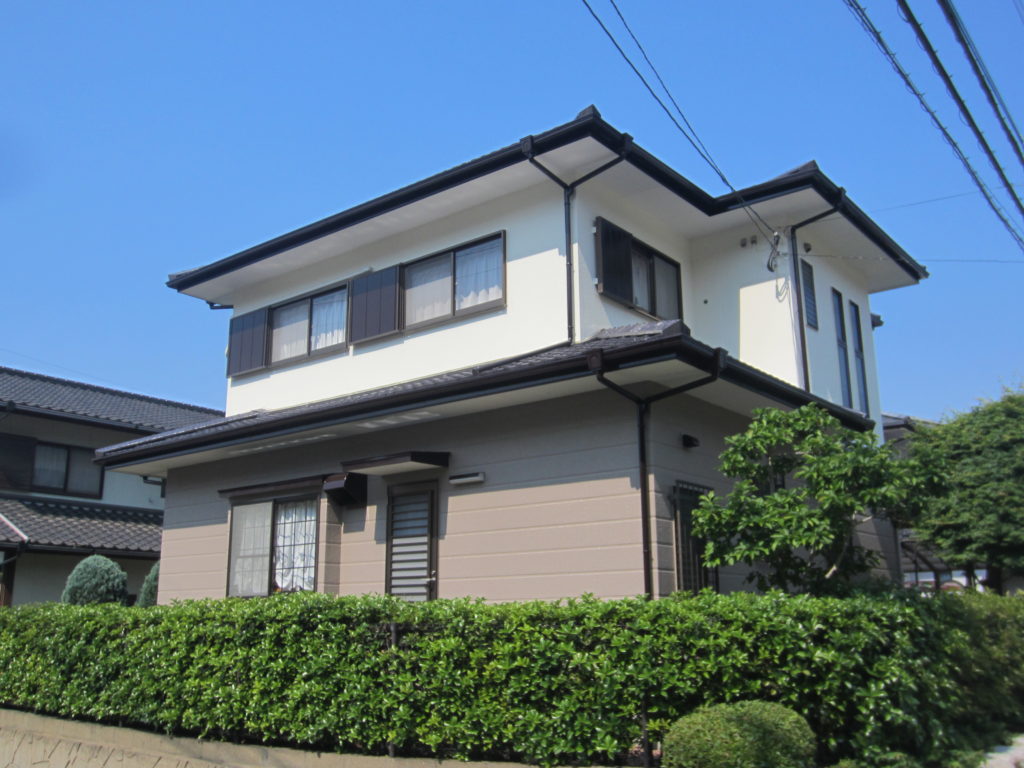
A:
662,700,815,768
0,591,1021,767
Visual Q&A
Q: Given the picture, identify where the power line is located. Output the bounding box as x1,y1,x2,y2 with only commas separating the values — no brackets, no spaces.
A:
935,0,1024,172
896,0,1024,221
577,0,780,253
840,0,1024,252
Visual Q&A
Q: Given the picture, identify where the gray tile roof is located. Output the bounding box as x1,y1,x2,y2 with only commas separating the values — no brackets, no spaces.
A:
0,493,162,554
0,366,222,432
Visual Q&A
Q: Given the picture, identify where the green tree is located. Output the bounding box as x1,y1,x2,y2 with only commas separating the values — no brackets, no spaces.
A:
61,554,129,605
136,562,159,607
911,389,1024,593
693,405,926,593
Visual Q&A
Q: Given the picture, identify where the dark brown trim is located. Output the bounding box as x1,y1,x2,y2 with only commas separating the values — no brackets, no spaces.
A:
99,329,875,468
595,217,683,322
169,108,925,296
385,481,438,601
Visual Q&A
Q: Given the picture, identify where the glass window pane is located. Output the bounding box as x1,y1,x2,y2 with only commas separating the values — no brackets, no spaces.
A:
455,238,503,310
631,247,652,311
653,256,680,319
311,289,347,351
405,254,452,325
270,301,309,362
229,502,273,597
66,447,102,496
273,499,317,592
33,444,67,489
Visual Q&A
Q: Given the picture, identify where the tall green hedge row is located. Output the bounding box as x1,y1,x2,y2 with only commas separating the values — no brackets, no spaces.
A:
0,590,1021,767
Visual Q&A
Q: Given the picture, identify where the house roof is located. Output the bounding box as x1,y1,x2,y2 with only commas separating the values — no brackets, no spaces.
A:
0,366,222,433
166,106,927,295
0,493,162,555
96,321,873,469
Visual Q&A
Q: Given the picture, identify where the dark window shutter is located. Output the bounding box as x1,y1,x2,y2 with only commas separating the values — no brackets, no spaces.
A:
0,434,36,491
227,308,269,377
349,266,399,343
596,217,633,304
800,260,818,329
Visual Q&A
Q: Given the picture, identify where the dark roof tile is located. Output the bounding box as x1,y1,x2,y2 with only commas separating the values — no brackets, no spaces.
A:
0,494,162,553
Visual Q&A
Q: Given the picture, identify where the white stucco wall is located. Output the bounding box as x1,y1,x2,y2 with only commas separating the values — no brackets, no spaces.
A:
225,183,568,415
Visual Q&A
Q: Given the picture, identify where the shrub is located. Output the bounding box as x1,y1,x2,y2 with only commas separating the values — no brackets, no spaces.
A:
60,555,128,605
662,700,815,768
136,563,159,607
0,590,1018,766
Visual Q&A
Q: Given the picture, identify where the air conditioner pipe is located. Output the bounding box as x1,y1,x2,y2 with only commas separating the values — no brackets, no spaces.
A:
590,347,726,598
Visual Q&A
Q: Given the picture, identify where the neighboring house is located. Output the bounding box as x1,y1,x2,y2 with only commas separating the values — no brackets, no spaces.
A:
0,367,222,604
97,107,926,604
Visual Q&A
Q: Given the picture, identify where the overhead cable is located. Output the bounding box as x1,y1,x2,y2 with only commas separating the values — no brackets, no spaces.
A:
840,0,1024,252
896,0,1024,222
934,0,1024,172
578,0,780,256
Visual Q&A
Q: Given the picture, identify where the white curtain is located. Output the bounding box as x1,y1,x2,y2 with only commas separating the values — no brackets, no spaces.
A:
455,239,502,310
311,289,347,350
32,444,67,488
631,250,651,311
270,302,309,362
229,503,272,597
405,255,452,324
272,499,317,591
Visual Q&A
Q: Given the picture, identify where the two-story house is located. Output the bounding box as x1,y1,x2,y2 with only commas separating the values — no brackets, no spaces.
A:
0,367,221,604
97,107,926,604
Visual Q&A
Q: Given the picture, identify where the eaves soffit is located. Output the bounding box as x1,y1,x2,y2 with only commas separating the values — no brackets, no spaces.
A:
180,137,617,305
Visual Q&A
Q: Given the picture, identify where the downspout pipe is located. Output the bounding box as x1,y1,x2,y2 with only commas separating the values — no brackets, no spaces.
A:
522,134,633,344
590,347,727,598
789,193,844,392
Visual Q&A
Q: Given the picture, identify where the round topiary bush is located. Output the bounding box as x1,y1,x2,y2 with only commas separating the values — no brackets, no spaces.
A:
662,700,816,768
61,554,128,605
136,562,159,607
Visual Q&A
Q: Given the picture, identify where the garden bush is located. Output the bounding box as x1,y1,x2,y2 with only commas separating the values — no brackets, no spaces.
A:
59,554,128,605
0,590,1019,767
662,700,815,768
136,563,159,607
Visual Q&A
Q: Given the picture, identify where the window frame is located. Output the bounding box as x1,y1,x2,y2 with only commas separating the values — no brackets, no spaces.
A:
673,481,718,594
595,217,682,322
832,288,853,409
226,492,320,598
800,259,819,330
267,283,350,366
30,441,105,499
400,233,507,333
848,300,870,415
385,481,439,602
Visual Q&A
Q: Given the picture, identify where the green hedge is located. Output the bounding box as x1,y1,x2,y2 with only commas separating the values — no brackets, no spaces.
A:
0,590,1021,767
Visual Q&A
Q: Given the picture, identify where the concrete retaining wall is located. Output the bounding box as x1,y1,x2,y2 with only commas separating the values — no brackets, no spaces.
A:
0,708,515,768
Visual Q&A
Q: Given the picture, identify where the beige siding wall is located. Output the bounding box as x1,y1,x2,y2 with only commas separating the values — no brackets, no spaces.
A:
160,390,648,604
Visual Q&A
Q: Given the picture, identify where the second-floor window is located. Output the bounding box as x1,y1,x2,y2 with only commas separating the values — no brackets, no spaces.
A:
848,300,869,415
832,289,853,409
800,260,818,329
0,434,103,498
595,217,681,321
270,287,348,364
403,236,504,328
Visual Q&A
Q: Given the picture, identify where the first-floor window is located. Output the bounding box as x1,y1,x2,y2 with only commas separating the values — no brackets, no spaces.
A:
229,497,318,597
673,482,718,594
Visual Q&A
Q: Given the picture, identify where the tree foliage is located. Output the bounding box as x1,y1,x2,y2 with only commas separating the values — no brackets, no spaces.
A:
60,554,128,605
693,405,926,593
136,562,159,607
910,388,1024,587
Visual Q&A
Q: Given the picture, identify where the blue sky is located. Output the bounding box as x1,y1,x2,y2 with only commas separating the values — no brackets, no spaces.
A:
2,1,1021,421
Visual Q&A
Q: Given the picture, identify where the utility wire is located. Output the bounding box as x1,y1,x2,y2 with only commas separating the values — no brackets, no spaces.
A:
897,0,1024,222
935,0,1024,172
578,0,780,253
841,0,1024,252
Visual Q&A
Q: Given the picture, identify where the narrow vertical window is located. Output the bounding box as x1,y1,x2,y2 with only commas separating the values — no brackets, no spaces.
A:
229,502,273,597
832,289,852,408
674,482,717,594
631,244,653,311
310,288,347,351
801,260,818,329
387,486,436,602
848,300,869,415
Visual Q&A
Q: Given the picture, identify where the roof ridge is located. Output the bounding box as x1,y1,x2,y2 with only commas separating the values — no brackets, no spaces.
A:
0,365,222,415
0,491,164,517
